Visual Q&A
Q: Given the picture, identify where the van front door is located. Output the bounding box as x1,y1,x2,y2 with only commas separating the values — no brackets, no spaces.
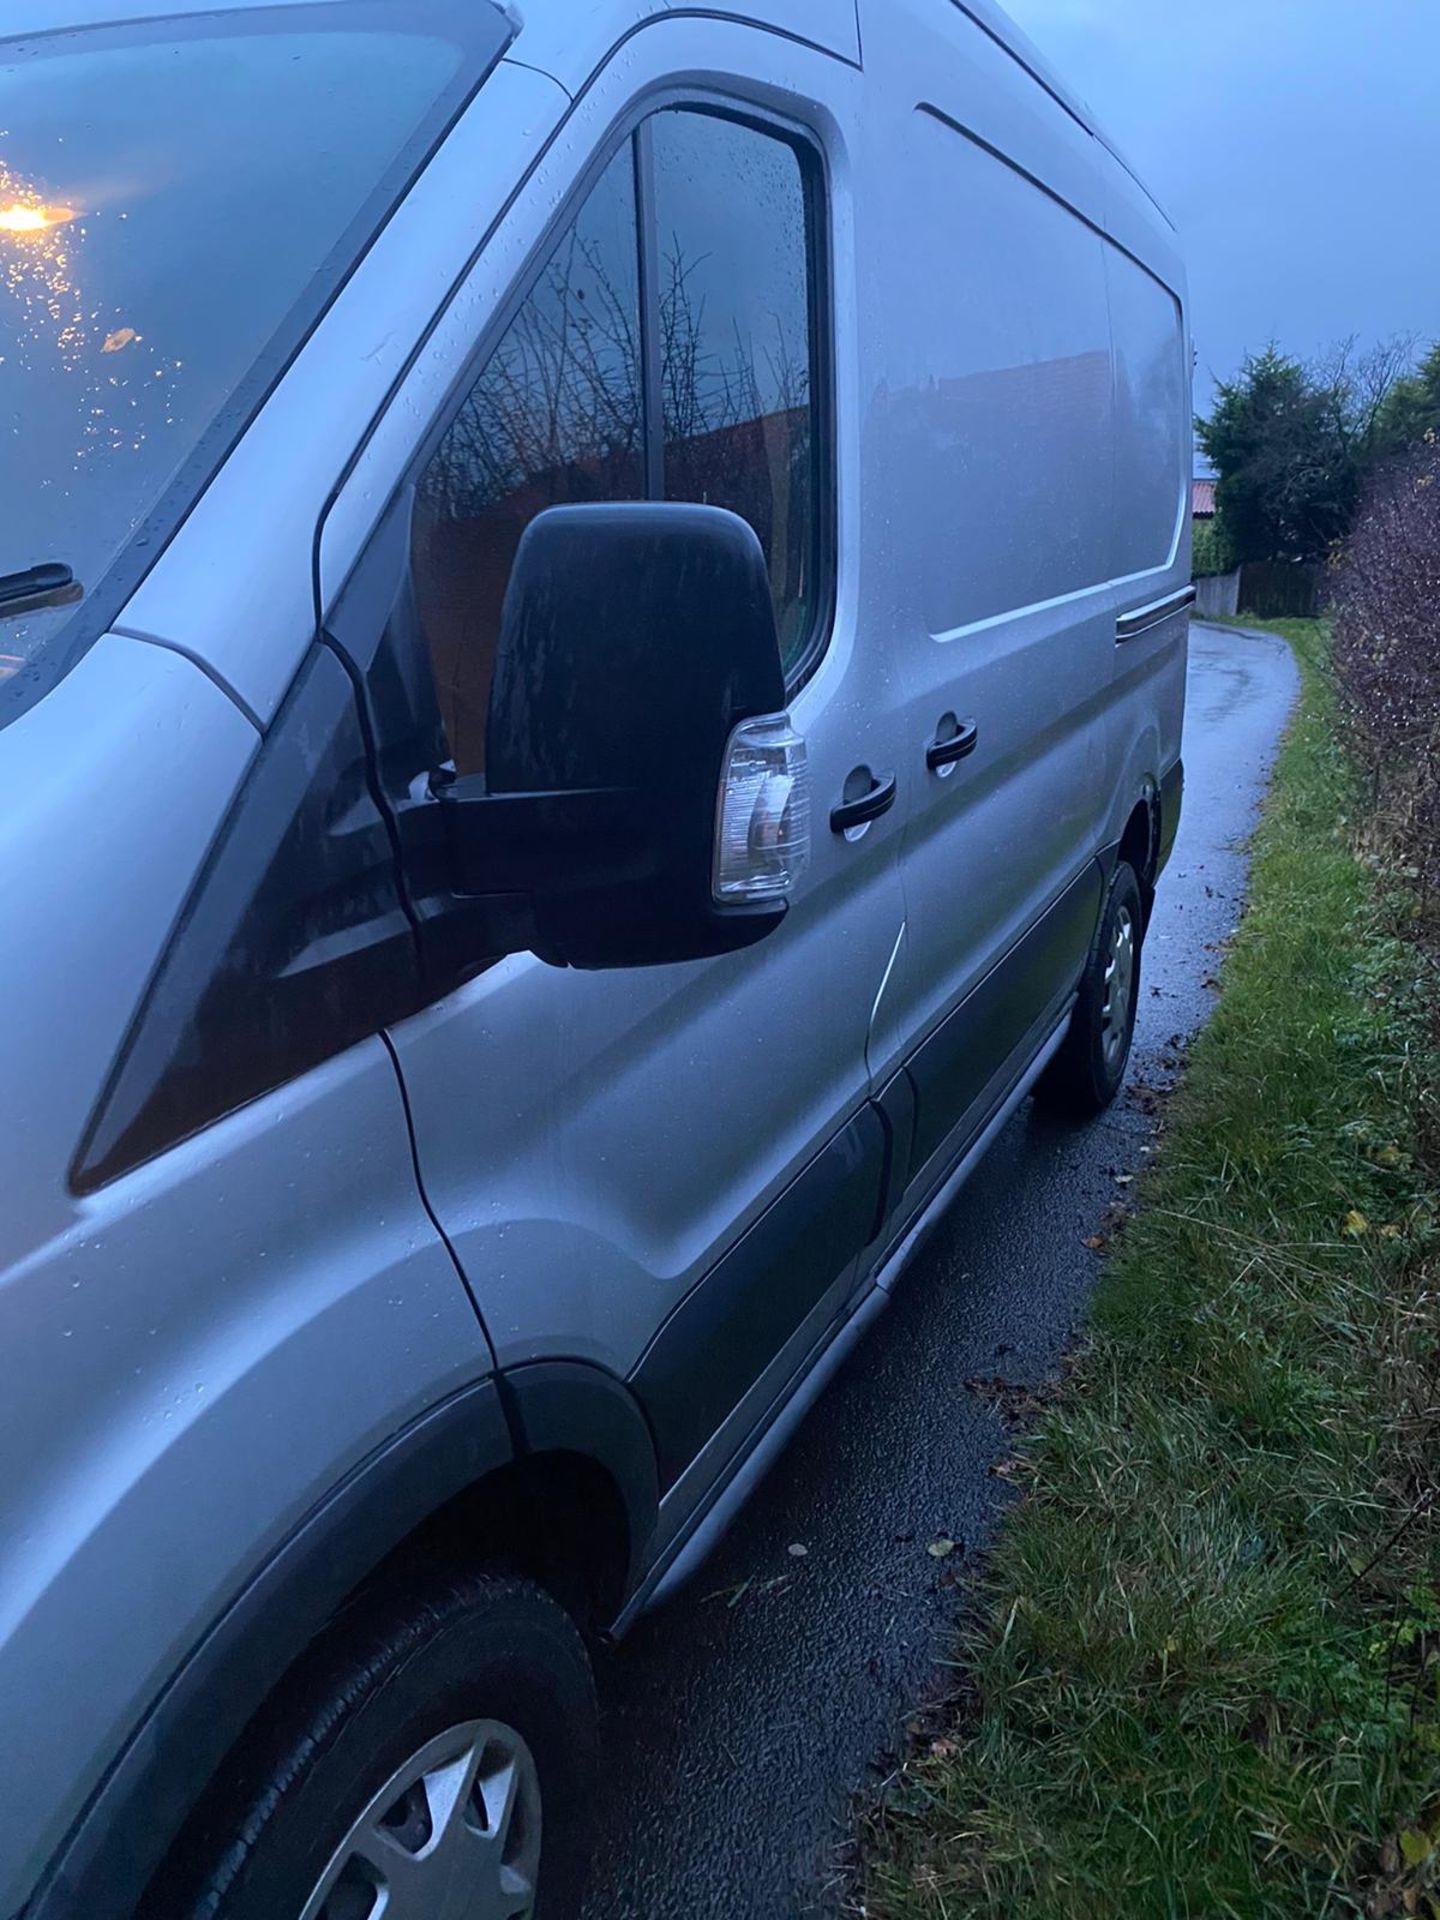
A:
327,38,905,1517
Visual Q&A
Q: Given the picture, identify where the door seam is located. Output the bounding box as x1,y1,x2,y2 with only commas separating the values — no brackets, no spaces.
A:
377,1027,500,1370
865,917,906,1080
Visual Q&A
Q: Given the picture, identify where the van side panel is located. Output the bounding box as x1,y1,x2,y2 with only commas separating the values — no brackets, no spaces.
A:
904,106,1115,637
1103,148,1187,302
1098,151,1192,856
859,2,1120,1118
897,0,1110,230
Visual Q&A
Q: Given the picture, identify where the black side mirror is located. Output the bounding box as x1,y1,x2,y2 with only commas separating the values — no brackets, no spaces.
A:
435,502,810,969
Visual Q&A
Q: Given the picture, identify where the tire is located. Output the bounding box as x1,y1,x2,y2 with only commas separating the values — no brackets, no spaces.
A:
147,1572,598,1920
1035,859,1144,1120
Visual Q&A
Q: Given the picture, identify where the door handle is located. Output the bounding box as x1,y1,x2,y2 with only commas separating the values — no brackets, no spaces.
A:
1116,585,1196,642
831,771,898,835
926,718,979,771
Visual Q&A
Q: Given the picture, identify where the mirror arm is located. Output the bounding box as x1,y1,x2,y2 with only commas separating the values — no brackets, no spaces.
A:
432,774,652,900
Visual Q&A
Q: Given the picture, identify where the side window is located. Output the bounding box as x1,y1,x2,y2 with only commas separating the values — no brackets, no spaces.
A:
410,109,827,776
412,144,644,773
652,110,821,672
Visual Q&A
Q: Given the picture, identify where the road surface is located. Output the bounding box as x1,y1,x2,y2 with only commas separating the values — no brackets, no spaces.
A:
580,620,1300,1920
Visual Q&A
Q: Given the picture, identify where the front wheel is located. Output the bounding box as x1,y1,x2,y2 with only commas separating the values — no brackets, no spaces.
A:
148,1572,598,1920
1035,860,1143,1119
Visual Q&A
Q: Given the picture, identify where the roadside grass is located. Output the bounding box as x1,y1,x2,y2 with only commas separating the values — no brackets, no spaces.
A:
858,618,1440,1918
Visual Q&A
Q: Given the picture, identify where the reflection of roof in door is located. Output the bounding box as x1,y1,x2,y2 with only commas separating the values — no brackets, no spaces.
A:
1192,478,1217,517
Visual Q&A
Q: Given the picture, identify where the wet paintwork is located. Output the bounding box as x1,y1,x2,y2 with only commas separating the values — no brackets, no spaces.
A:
580,621,1300,1919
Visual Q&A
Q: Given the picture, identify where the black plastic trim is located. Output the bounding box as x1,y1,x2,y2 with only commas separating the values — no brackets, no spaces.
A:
873,1072,918,1245
633,119,666,501
502,1361,663,1589
905,863,1104,1185
624,1285,891,1626
1157,756,1184,875
629,1107,887,1488
830,771,898,835
73,644,423,1193
21,1381,513,1920
925,718,979,771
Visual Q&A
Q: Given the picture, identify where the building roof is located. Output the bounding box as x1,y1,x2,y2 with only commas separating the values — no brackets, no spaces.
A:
1192,479,1217,518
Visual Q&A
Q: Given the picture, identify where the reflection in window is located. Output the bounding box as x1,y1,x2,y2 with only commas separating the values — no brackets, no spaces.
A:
0,6,481,729
412,145,644,772
652,112,818,672
409,112,827,773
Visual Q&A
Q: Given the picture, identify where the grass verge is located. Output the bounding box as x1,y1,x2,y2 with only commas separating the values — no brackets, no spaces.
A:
858,619,1440,1918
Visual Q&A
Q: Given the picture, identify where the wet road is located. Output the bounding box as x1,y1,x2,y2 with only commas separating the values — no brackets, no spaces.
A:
580,622,1300,1920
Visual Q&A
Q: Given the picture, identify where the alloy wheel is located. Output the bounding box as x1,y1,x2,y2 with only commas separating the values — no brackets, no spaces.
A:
1100,902,1137,1073
299,1721,542,1920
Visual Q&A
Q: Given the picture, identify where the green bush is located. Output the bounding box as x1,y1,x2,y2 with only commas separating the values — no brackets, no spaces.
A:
1192,510,1238,577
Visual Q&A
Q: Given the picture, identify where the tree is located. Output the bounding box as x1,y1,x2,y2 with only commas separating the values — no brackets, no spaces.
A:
1198,347,1352,563
1376,340,1440,453
1196,340,1412,564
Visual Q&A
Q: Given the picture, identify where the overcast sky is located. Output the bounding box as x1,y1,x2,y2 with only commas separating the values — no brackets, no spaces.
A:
1001,0,1440,424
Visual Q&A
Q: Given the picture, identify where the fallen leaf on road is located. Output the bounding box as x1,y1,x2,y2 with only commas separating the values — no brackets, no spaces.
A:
787,1542,809,1558
927,1538,957,1558
1083,1233,1107,1251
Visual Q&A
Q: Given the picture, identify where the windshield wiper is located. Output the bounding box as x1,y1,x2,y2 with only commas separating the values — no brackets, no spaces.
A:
0,562,82,622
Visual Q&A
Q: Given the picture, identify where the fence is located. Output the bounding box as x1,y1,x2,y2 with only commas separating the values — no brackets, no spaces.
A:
1194,569,1240,619
1191,562,1327,622
1238,561,1326,620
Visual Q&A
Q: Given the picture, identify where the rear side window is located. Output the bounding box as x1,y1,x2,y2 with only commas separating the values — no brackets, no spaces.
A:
410,107,829,776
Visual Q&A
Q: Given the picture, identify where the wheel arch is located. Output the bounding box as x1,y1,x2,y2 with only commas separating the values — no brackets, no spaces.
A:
24,1367,658,1920
1116,784,1162,928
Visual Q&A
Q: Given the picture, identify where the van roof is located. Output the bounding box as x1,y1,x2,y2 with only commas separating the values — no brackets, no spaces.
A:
950,0,1175,229
5,0,1172,230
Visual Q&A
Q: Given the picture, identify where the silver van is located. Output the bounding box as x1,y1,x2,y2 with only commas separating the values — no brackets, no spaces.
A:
0,2,1190,1913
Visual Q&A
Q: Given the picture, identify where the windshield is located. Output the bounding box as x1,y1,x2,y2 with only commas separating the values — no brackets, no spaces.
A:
0,2,506,729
